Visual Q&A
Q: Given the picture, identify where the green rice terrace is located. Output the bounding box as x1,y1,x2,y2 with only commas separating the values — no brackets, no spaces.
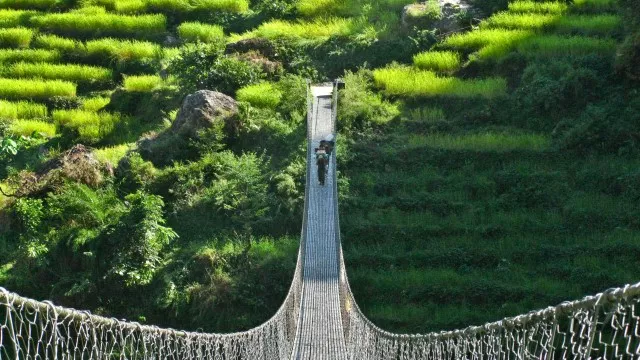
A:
0,0,639,343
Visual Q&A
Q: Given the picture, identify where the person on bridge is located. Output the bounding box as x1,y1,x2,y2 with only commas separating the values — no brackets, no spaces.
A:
316,148,328,185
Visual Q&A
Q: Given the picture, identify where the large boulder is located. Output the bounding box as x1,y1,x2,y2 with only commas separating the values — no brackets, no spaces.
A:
171,90,239,138
402,0,475,33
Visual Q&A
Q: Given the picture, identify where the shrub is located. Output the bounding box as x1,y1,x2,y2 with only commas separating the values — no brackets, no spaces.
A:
53,109,123,142
81,96,110,111
0,9,38,27
235,18,355,43
32,34,79,52
0,48,59,63
177,22,224,44
236,82,281,109
3,62,112,85
85,38,161,61
30,13,166,40
8,119,56,137
0,100,47,119
0,27,33,48
338,70,400,128
407,132,550,152
507,1,567,14
373,65,507,98
413,51,461,72
123,75,162,92
0,78,76,99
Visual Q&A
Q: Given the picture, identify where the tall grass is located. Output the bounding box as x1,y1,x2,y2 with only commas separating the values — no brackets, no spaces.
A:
517,35,617,56
0,9,38,27
403,107,445,123
3,62,112,84
32,34,79,52
236,82,282,109
0,48,59,63
85,38,161,61
0,27,33,48
235,18,355,43
481,12,558,30
413,51,461,72
189,0,248,13
81,96,110,111
8,119,56,137
554,15,622,35
0,100,47,119
441,29,532,51
297,0,355,17
94,143,130,164
0,0,62,10
53,109,122,142
508,1,567,14
0,78,75,99
373,65,506,98
177,22,224,43
113,0,146,13
30,13,166,39
123,74,161,92
572,0,617,13
407,133,550,152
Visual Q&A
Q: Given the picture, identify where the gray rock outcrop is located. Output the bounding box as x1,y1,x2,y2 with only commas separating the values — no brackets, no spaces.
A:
171,90,238,138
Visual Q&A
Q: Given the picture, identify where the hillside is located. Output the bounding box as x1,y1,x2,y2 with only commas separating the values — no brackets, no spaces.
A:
0,0,639,333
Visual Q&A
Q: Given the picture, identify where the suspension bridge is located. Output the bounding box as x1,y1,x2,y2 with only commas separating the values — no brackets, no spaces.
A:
1,82,640,359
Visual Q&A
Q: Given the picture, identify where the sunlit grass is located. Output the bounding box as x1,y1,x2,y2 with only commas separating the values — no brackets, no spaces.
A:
0,0,62,10
123,74,162,92
8,119,56,137
94,143,131,164
517,35,617,56
85,38,161,61
481,12,558,30
507,1,567,14
0,48,60,63
297,0,410,17
407,132,550,152
189,0,248,12
178,21,224,43
413,50,461,72
0,27,33,48
234,18,355,43
30,12,166,39
53,109,123,143
3,62,112,84
0,9,38,27
236,82,282,109
81,96,110,111
0,100,47,119
441,29,532,51
0,77,76,99
32,33,79,52
373,65,506,98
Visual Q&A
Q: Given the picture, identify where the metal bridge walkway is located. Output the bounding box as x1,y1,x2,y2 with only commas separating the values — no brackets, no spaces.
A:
291,85,347,359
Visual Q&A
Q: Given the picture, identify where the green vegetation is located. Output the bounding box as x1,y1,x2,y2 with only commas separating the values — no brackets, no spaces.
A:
373,66,507,98
81,96,110,111
30,13,166,39
507,1,567,14
0,77,75,99
32,33,77,51
517,35,617,56
123,74,162,92
8,119,55,136
53,109,123,142
413,51,461,72
177,22,223,43
2,62,112,85
0,0,62,10
0,48,59,62
85,38,161,61
0,27,33,47
0,9,38,26
0,99,46,119
236,82,281,109
407,133,550,152
235,18,355,43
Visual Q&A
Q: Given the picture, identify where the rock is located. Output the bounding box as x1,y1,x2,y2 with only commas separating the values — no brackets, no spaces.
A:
225,38,277,59
402,0,476,34
234,51,282,76
171,90,239,138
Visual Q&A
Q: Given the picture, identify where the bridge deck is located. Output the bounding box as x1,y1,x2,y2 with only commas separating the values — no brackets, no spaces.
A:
292,85,347,359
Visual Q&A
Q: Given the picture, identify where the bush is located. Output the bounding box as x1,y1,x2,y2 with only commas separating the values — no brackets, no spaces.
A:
30,13,166,40
0,100,47,119
0,48,60,63
177,22,224,44
8,119,56,137
373,65,507,98
0,27,33,48
0,78,76,99
236,82,281,109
